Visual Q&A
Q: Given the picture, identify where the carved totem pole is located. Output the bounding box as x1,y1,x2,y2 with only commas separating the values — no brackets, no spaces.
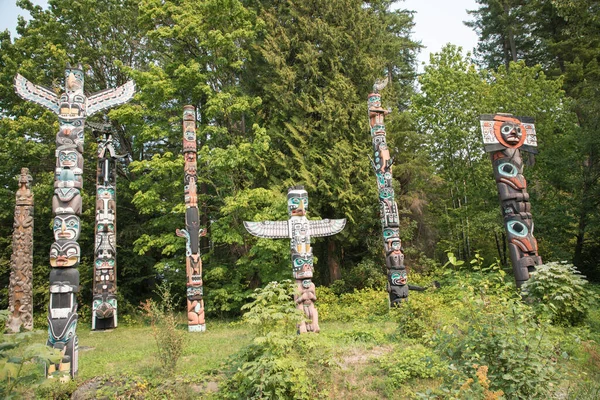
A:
244,186,346,333
89,122,123,330
14,64,135,378
176,105,207,332
367,80,408,306
479,113,542,286
6,168,34,334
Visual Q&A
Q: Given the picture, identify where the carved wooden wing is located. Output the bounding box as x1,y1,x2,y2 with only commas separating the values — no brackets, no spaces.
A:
309,219,346,237
87,80,135,116
243,221,289,239
14,73,59,114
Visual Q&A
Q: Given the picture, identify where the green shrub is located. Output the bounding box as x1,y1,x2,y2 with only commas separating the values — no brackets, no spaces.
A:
0,310,62,398
334,324,387,344
377,344,445,387
242,280,303,336
416,364,505,400
223,281,329,399
139,283,187,373
392,293,446,341
222,333,323,400
522,261,595,326
317,287,388,322
431,296,561,399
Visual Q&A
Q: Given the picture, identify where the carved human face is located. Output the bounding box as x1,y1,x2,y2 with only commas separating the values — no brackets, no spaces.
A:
499,121,522,144
57,149,80,169
53,215,80,241
50,241,80,267
287,189,309,217
492,116,526,148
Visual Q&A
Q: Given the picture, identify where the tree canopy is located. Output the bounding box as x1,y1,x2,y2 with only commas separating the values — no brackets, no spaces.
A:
0,0,597,318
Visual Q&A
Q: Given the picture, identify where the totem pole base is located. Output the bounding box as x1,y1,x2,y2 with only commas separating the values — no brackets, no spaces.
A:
188,324,206,332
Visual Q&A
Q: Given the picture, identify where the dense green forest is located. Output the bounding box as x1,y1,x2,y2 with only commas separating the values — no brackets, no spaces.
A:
0,0,598,320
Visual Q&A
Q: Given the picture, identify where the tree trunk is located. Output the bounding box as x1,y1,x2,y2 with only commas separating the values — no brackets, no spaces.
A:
328,239,342,283
504,2,518,63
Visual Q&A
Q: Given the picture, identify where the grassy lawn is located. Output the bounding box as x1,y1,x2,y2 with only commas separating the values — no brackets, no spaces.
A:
4,280,600,399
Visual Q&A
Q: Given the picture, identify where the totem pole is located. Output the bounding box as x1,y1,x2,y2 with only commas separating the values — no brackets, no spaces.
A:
89,122,123,330
367,79,409,306
176,105,207,332
6,168,34,334
244,186,346,333
479,113,542,286
14,64,135,378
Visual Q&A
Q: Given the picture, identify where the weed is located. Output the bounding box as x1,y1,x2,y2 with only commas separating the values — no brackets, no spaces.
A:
139,282,187,373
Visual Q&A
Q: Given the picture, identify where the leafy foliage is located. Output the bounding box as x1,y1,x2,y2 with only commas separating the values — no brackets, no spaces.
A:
0,311,62,398
316,287,389,323
223,281,329,400
377,344,445,387
523,261,595,326
139,283,187,373
241,280,303,336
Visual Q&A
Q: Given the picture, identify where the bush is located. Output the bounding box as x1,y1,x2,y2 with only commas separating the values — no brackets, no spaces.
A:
522,261,594,326
317,287,388,323
222,333,324,400
334,324,387,345
222,281,329,399
431,296,562,399
0,311,63,398
140,283,187,373
391,293,446,341
241,280,303,336
377,344,445,387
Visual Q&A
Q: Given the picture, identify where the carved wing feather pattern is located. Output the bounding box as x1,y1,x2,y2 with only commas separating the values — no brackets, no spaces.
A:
87,80,135,116
14,73,59,114
309,219,346,237
243,221,289,239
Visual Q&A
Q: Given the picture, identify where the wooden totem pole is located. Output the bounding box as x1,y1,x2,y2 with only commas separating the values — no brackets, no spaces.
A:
479,113,542,286
244,186,346,333
14,64,135,378
89,122,123,330
6,168,34,333
176,105,207,332
368,80,408,306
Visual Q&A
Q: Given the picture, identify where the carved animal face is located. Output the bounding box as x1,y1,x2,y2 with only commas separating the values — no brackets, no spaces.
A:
390,270,407,286
287,189,309,216
368,93,382,109
59,68,85,118
97,187,115,200
292,254,314,278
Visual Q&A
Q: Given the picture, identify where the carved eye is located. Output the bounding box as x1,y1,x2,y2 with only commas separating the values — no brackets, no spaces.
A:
501,124,514,134
507,220,528,237
73,95,85,104
498,163,518,177
53,220,62,229
66,246,79,257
